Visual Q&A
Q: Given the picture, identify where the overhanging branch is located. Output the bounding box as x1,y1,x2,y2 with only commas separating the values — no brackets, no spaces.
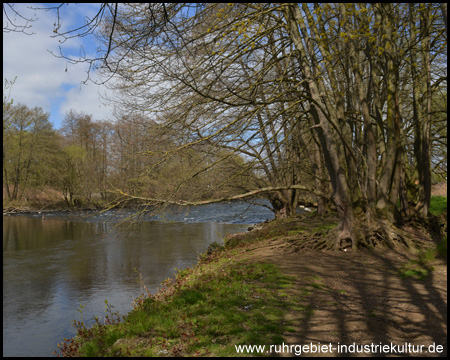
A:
111,185,328,207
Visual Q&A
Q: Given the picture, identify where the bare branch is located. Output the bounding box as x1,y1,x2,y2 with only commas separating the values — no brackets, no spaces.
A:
3,3,37,34
111,184,328,207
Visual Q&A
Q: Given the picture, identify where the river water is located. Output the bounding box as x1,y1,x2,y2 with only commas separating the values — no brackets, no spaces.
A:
3,201,274,357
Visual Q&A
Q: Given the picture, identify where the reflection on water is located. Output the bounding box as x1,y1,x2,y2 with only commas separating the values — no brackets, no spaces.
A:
3,214,247,357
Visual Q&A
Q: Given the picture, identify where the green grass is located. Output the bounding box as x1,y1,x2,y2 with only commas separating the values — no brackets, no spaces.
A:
398,196,447,279
398,242,446,280
435,237,447,258
310,221,338,234
57,245,304,357
429,195,447,216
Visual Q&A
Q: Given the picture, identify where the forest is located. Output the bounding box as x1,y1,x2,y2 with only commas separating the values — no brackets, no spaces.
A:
3,3,447,250
3,104,250,207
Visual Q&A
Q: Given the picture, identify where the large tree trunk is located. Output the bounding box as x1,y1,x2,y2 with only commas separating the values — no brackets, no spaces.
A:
284,4,360,249
268,190,297,220
409,4,432,218
417,5,432,217
281,4,416,251
308,130,331,217
375,3,402,224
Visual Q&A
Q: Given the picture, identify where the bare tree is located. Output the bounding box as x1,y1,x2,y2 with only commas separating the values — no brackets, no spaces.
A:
21,3,445,249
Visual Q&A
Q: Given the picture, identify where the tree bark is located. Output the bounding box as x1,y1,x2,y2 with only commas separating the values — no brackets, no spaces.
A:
375,3,401,222
283,4,357,248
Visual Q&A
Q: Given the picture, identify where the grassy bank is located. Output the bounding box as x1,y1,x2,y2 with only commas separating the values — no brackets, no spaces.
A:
55,242,299,357
429,195,447,216
2,186,117,213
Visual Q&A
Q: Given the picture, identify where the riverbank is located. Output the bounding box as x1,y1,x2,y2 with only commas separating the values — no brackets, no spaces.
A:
54,209,447,357
2,199,112,215
4,181,446,216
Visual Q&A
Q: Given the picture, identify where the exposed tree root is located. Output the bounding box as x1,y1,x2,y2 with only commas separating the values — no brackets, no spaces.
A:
238,212,445,253
291,219,420,252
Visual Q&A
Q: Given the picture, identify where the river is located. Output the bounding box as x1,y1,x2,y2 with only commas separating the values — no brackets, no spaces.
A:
3,201,274,357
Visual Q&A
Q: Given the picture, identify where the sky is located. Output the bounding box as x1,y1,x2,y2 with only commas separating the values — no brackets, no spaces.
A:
3,3,115,129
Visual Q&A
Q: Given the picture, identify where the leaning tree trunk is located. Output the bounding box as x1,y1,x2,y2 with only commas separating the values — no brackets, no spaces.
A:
413,5,432,217
284,3,360,250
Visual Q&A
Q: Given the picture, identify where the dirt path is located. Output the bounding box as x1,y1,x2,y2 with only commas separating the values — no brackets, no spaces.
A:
241,237,447,357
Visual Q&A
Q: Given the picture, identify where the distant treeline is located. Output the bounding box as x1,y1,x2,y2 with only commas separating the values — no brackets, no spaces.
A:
3,104,251,208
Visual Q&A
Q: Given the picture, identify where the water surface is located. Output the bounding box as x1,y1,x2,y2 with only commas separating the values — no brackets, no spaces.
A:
3,202,272,357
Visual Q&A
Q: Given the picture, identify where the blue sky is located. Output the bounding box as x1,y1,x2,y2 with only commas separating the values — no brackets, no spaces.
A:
3,3,115,129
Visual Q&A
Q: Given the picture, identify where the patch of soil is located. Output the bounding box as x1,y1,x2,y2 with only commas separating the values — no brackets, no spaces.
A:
432,182,447,197
237,222,447,357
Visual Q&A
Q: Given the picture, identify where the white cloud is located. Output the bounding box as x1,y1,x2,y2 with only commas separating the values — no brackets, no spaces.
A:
3,3,115,128
59,82,111,120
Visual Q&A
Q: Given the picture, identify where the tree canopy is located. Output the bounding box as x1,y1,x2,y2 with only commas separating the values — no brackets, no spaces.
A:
3,3,447,250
